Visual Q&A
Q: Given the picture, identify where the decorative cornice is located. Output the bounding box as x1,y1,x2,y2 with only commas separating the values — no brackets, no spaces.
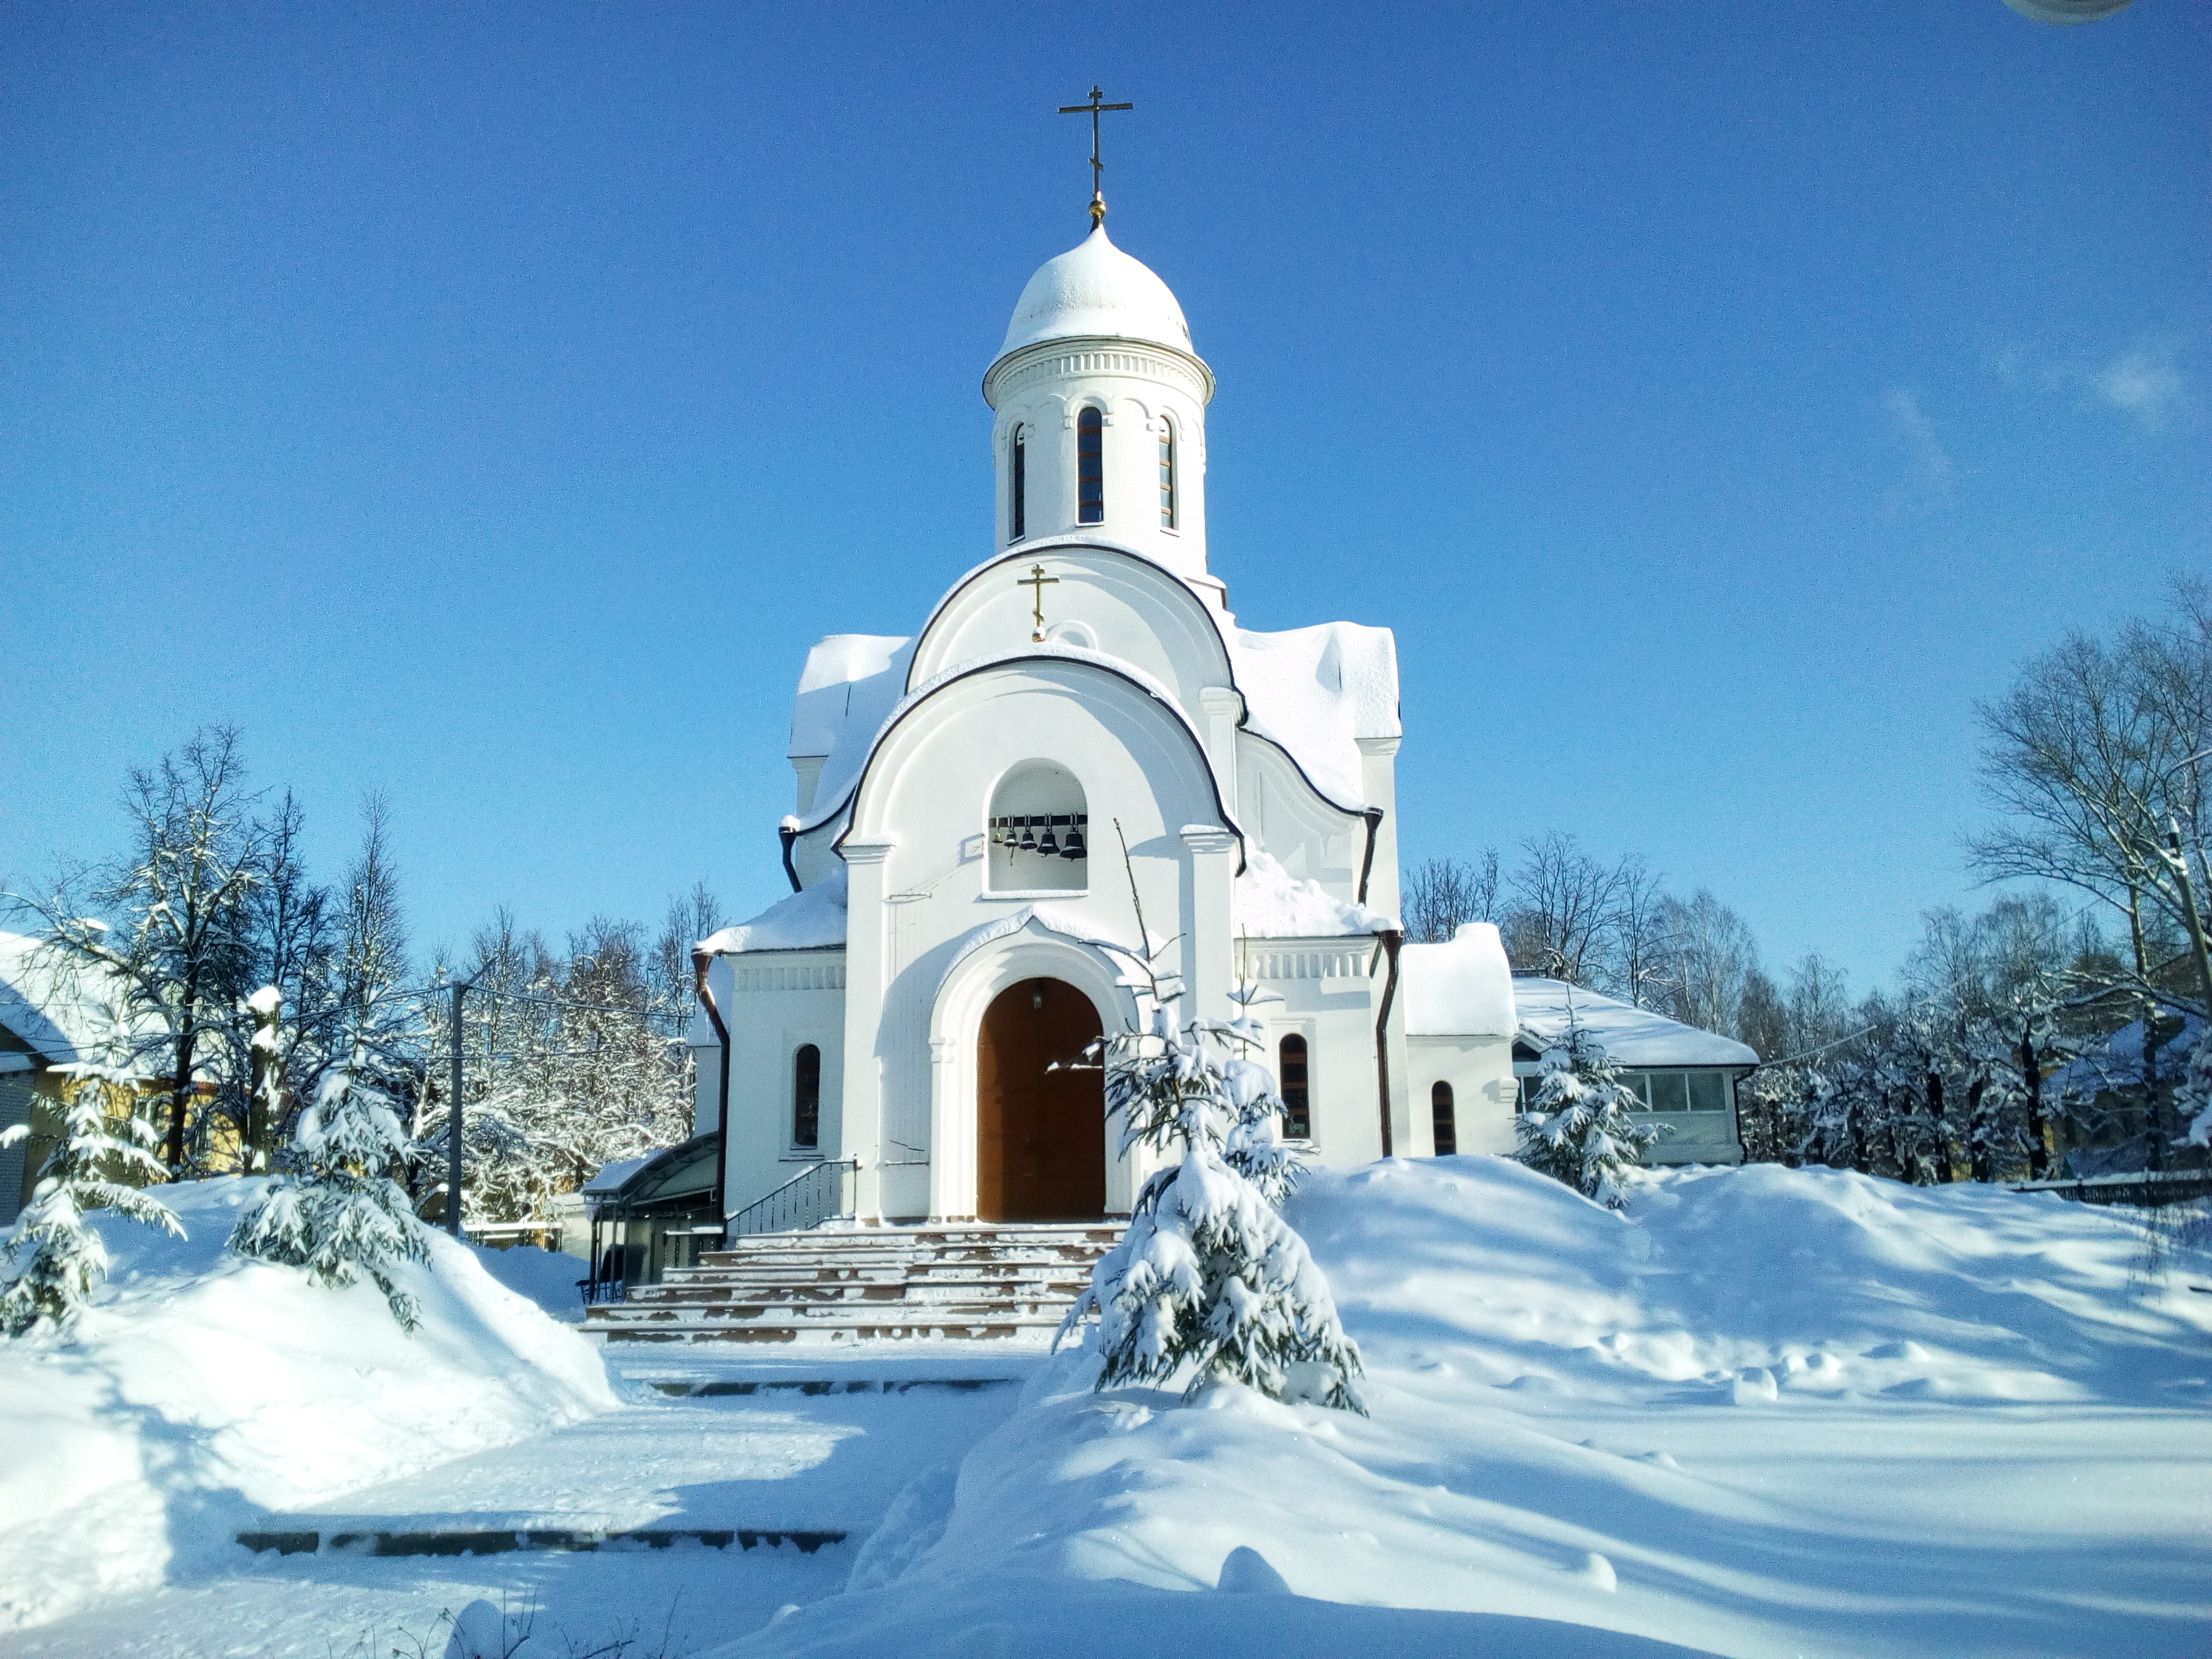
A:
983,334,1215,408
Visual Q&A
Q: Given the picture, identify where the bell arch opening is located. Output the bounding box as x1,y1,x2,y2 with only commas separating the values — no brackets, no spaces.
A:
987,759,1088,893
975,978,1105,1222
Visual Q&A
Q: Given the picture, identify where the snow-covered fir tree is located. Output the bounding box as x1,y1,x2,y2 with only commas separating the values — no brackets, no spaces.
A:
230,1050,429,1329
1059,840,1362,1410
0,1006,183,1337
1515,1013,1663,1210
1059,993,1364,1410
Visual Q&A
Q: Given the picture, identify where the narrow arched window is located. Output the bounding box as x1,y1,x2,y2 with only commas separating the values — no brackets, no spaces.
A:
792,1044,821,1150
1158,419,1176,529
1010,425,1026,542
1431,1080,1457,1157
1077,406,1104,525
1279,1035,1310,1139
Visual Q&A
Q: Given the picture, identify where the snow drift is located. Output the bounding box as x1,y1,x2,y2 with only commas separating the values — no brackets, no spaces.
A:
722,1157,2212,1659
0,1179,615,1631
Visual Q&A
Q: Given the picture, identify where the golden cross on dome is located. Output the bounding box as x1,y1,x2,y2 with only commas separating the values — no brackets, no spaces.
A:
1058,85,1133,228
1018,563,1060,642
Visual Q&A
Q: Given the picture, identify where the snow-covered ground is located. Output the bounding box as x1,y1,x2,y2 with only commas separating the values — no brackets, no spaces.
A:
727,1158,2212,1659
0,1179,615,1632
6,1159,2209,1657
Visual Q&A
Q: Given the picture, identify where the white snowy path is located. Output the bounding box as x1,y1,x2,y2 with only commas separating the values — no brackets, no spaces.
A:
11,1344,1049,1659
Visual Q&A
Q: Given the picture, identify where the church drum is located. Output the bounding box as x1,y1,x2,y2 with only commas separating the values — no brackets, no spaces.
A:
976,978,1107,1222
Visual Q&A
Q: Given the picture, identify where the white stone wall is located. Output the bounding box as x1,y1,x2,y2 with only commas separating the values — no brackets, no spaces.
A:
1406,1034,1519,1157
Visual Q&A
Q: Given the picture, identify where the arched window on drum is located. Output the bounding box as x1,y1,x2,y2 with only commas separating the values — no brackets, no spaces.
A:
1009,424,1027,542
1157,417,1177,530
1278,1035,1310,1140
987,760,1087,894
1076,406,1104,525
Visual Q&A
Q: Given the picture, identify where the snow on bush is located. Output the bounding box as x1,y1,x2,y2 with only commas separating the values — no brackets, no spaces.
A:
229,1055,429,1327
1060,984,1362,1412
1515,1019,1661,1210
739,1157,2212,1659
1,1007,184,1337
0,1178,615,1633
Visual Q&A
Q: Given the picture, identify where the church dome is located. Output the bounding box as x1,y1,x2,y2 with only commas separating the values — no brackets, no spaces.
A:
997,225,1193,358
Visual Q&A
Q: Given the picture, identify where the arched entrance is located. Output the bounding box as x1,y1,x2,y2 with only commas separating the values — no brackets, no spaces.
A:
976,977,1105,1222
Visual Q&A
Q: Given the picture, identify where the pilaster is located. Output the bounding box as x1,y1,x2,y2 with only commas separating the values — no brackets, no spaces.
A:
1199,685,1243,819
838,839,895,1222
1180,825,1238,1021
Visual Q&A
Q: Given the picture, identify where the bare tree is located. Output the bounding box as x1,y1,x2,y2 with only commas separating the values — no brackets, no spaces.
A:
653,882,726,1015
1972,582,2212,1022
1607,859,1674,1008
1502,832,1632,984
1655,890,1758,1037
1403,853,1497,944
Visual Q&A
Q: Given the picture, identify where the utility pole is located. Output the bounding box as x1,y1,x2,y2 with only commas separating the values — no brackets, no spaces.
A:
447,979,468,1238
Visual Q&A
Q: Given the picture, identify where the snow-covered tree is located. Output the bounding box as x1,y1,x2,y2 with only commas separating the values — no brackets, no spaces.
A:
230,1054,429,1329
1514,1016,1663,1210
1060,999,1364,1410
0,1008,183,1337
1060,833,1362,1410
2175,1033,2212,1151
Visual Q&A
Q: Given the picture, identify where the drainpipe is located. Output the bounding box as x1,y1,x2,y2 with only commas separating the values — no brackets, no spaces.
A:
1372,927,1404,1158
780,823,803,894
692,947,732,1231
1356,810,1384,906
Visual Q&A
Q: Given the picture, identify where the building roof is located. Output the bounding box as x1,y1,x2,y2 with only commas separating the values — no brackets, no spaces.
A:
1403,924,1518,1038
997,224,1193,359
1512,977,1759,1068
0,931,155,1071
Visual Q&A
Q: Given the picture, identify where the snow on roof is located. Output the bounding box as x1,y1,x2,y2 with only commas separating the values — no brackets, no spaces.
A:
791,641,1222,837
0,931,150,1069
1403,923,1517,1037
1513,977,1759,1068
2053,1013,2201,1097
1225,621,1400,812
997,224,1193,359
1234,849,1393,939
787,634,916,819
697,865,849,957
582,1155,653,1195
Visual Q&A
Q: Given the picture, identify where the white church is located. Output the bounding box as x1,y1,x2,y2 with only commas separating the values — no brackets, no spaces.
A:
676,201,1752,1241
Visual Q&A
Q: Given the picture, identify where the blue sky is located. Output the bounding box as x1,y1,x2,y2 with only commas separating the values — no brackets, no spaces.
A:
3,2,2205,994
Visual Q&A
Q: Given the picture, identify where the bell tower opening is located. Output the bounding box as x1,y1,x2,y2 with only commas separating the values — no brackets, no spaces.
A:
975,978,1105,1222
987,760,1087,893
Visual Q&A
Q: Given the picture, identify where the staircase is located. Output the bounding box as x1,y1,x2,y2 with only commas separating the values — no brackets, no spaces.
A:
583,1222,1122,1344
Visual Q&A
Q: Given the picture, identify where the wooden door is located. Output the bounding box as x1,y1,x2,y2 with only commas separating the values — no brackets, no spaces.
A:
976,978,1105,1222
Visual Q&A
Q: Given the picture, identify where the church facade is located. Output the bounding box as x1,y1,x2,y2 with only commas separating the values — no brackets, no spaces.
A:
691,215,1524,1228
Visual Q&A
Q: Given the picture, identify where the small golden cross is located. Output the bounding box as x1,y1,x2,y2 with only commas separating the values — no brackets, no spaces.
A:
1019,563,1060,642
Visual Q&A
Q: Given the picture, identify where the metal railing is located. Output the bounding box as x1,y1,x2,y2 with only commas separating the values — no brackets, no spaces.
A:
728,1157,859,1238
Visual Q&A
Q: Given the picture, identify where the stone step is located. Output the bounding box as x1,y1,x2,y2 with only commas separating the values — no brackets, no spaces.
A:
589,1221,1121,1346
238,1525,844,1557
592,1327,1066,1353
632,1277,1092,1306
592,1295,1075,1327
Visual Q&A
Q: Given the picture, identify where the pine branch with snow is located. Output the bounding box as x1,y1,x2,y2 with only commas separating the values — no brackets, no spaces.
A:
1514,1015,1662,1211
1,1012,184,1338
229,1053,430,1329
2175,1032,2212,1151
